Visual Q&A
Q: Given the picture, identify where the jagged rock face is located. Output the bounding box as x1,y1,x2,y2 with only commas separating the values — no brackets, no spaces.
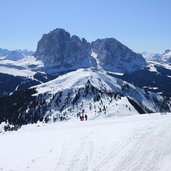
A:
35,28,147,74
34,29,96,74
91,38,147,72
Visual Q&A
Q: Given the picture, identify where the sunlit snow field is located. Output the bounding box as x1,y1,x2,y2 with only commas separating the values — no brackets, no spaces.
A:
0,113,171,171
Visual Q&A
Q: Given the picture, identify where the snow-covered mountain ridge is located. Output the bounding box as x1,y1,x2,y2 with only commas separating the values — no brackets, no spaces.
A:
113,59,171,97
142,49,171,63
0,48,34,61
34,69,170,115
0,55,48,97
0,68,170,126
0,56,43,77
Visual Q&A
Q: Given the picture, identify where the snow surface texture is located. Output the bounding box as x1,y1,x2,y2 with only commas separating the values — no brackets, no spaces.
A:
0,113,171,171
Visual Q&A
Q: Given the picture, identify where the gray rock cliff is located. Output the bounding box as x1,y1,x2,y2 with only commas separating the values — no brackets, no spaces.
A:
34,29,96,74
91,38,146,73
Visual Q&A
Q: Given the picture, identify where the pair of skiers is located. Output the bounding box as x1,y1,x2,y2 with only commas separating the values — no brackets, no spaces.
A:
78,114,88,121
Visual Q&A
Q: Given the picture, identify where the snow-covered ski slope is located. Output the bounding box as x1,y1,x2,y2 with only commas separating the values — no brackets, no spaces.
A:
0,113,171,171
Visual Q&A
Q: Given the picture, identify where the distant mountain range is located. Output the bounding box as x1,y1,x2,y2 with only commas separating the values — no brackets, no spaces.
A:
0,28,170,127
142,49,171,63
0,48,34,61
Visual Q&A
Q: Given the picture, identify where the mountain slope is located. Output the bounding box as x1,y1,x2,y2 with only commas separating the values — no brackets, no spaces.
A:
112,60,171,97
0,69,170,125
0,56,48,96
34,68,170,115
0,56,44,76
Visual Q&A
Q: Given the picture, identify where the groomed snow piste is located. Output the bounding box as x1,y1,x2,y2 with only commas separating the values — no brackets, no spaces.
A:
0,113,171,171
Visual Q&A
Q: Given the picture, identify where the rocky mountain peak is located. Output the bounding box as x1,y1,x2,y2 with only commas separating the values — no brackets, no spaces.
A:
34,28,96,74
34,28,147,74
91,38,147,73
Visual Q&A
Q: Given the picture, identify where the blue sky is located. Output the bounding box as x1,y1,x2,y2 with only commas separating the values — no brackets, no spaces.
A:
0,0,171,53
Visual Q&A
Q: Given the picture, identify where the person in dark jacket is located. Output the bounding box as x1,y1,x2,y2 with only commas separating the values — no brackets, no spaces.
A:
85,114,88,121
80,115,84,121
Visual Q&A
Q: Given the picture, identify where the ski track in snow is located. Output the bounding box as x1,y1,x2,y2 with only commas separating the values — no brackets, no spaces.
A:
0,114,171,171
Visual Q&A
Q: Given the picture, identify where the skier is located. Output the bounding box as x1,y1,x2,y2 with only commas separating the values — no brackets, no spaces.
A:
80,115,84,121
85,114,88,121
